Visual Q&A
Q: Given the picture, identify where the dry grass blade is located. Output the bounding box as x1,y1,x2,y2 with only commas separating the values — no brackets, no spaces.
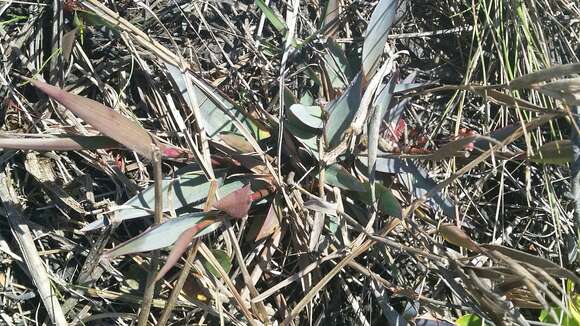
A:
0,135,120,151
509,63,580,89
284,218,401,323
2,0,578,323
438,224,482,253
0,172,68,325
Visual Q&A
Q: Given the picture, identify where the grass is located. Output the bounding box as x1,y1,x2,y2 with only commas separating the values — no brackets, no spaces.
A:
0,0,579,325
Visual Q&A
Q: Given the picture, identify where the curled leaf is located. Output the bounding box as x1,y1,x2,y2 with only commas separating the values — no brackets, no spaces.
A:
438,224,481,252
213,184,253,219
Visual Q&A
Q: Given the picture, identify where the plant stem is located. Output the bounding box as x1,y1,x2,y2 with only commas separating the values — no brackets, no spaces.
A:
137,149,163,326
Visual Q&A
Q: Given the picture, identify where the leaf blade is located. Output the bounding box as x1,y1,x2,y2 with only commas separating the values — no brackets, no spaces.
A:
31,80,155,160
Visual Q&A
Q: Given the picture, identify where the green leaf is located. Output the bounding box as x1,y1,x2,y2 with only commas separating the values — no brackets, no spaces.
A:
352,182,402,218
76,10,120,34
529,140,572,165
286,116,320,158
362,0,398,78
456,314,487,326
323,39,349,89
325,214,339,234
82,169,224,232
539,303,580,326
368,156,456,218
203,249,233,278
288,104,323,130
324,73,364,148
255,0,288,34
103,212,220,257
324,164,365,192
165,64,264,140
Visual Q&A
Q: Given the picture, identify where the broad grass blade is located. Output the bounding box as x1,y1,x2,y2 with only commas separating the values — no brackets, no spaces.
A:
373,156,456,218
82,169,224,231
325,73,364,147
362,0,398,79
324,163,365,192
529,140,572,165
482,244,580,284
31,80,155,160
103,212,221,257
165,64,262,140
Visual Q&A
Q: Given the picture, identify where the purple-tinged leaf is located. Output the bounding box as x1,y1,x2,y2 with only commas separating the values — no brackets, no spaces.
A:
155,218,217,281
213,184,253,219
159,144,192,160
255,202,281,241
31,80,156,160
